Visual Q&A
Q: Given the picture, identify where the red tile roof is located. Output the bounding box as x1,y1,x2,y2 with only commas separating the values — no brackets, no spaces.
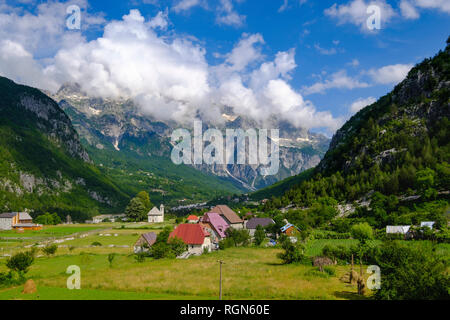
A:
187,215,199,221
169,224,210,245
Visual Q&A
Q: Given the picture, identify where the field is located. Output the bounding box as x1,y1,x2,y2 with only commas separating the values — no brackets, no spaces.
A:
1,223,448,300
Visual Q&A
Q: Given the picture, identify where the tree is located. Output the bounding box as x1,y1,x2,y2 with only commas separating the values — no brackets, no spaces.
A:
416,168,437,200
374,241,449,300
225,228,250,247
136,191,153,211
6,251,34,274
254,225,266,246
125,197,147,221
108,253,116,268
277,235,307,264
351,222,374,245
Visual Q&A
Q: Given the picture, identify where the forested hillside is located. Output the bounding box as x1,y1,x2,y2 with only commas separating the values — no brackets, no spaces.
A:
0,77,130,220
259,38,450,230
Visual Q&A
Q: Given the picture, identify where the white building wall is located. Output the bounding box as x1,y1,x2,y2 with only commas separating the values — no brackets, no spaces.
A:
187,237,212,255
0,218,13,230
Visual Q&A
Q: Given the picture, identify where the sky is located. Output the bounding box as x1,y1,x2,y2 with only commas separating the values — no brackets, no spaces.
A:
0,0,449,136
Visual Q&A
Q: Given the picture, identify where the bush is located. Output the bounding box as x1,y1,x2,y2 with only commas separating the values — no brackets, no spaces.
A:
322,244,354,263
254,225,266,246
277,236,308,264
108,253,116,267
91,241,102,246
225,228,251,247
373,241,450,300
134,252,146,263
0,271,26,288
219,238,235,250
6,251,35,274
351,222,374,244
323,266,336,276
42,244,58,257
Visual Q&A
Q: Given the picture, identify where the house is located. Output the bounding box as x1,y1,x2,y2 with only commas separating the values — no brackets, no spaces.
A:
245,218,275,236
420,221,435,230
134,232,157,253
386,225,411,235
200,212,229,243
148,204,164,223
169,224,211,255
0,212,42,230
280,223,300,236
186,215,199,223
209,205,244,229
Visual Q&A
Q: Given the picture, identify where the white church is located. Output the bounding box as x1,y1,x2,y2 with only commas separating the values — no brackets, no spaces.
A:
147,204,164,223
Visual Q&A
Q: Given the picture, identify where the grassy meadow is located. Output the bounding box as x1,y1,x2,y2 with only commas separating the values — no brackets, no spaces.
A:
1,222,448,300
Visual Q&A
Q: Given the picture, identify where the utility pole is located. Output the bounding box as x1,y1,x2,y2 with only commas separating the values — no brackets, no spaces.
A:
218,260,225,300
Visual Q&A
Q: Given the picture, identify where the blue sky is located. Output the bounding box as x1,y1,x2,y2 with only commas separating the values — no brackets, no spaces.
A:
1,0,449,135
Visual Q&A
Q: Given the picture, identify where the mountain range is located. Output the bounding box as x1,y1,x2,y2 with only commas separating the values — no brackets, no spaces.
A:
49,84,329,191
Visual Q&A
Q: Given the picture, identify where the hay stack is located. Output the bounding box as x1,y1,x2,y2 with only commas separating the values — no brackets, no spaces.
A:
22,279,37,294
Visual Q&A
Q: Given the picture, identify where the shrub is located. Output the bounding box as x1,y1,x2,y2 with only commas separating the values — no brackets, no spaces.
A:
91,241,102,246
254,225,266,246
6,251,34,274
225,228,251,247
323,266,336,276
0,271,25,288
373,241,450,300
108,253,116,267
134,252,146,263
351,222,374,244
42,244,58,257
277,236,308,264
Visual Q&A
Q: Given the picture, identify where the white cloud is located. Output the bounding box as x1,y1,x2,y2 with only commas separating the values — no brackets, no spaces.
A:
223,33,265,71
303,70,369,95
368,63,413,84
413,0,450,13
400,0,420,19
216,0,246,27
0,7,341,131
348,59,360,67
350,96,376,113
278,0,289,13
147,8,169,30
172,0,204,13
324,0,396,31
0,40,59,91
0,0,104,58
314,44,337,55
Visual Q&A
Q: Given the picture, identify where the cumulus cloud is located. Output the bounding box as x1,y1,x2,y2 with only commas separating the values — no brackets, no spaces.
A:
0,0,104,58
368,63,413,84
172,0,205,13
349,96,376,113
324,0,396,31
302,70,370,95
216,0,246,27
0,6,341,131
414,0,450,13
400,0,420,19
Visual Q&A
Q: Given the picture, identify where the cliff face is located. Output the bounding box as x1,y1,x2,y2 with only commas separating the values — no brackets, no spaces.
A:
0,77,128,216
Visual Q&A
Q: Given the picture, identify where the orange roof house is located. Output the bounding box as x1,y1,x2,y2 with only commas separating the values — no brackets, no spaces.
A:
186,215,199,223
169,224,212,255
